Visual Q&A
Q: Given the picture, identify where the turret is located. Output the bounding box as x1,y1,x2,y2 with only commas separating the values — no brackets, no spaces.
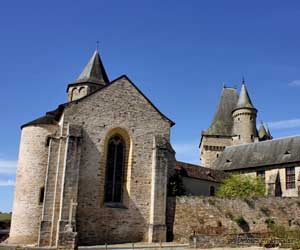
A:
9,122,58,244
232,80,258,144
259,122,272,141
67,49,109,101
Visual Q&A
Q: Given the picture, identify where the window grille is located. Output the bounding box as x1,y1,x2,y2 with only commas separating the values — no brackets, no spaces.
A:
286,167,295,189
104,135,125,203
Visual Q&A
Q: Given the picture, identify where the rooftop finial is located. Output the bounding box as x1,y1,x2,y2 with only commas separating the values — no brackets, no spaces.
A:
96,40,100,51
242,76,245,85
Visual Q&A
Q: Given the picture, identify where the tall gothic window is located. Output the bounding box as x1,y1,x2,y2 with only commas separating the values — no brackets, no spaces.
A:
104,134,125,203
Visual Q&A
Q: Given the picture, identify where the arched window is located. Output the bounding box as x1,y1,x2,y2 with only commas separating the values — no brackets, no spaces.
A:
209,186,215,196
104,134,125,203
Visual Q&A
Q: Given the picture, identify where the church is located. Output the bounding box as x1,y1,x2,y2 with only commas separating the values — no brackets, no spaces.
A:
8,49,300,249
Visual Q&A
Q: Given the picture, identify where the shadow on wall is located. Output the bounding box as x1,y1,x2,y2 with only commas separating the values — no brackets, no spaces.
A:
76,130,147,245
166,197,176,242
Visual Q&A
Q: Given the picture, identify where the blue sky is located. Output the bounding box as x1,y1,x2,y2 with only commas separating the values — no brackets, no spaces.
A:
1,1,300,212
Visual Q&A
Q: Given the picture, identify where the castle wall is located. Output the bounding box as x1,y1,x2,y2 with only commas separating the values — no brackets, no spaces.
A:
62,77,172,245
200,136,232,168
9,124,58,244
167,196,300,243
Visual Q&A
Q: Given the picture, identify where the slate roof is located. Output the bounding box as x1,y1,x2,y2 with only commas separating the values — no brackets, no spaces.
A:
72,49,109,86
234,83,256,111
212,136,300,171
203,87,238,136
176,161,228,183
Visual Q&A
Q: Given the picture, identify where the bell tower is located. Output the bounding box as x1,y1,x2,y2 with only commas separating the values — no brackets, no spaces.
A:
232,79,258,144
67,49,109,101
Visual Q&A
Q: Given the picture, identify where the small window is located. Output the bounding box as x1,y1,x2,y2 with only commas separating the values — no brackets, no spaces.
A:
251,135,254,140
257,170,265,183
216,153,219,158
250,116,253,121
286,167,295,189
210,186,215,196
39,187,45,204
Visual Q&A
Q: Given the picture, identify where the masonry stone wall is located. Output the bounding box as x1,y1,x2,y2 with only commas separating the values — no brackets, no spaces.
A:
9,124,58,244
167,196,300,243
232,108,257,145
62,76,172,245
200,136,232,168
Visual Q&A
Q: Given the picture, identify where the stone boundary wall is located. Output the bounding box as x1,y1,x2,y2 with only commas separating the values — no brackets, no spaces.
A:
167,196,300,243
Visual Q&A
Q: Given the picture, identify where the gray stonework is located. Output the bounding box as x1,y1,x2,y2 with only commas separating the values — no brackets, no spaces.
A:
9,67,174,248
9,125,58,245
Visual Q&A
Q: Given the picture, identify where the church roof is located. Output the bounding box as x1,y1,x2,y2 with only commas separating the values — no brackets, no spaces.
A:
176,161,228,183
212,136,300,171
234,82,256,111
203,87,238,136
21,75,175,129
72,49,109,86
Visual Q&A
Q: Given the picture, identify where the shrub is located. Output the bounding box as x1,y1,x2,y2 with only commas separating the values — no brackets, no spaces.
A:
233,216,250,232
168,172,186,196
265,218,275,229
216,174,265,198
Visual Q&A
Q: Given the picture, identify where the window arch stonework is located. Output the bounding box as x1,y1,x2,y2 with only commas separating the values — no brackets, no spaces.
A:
104,134,125,203
101,128,132,207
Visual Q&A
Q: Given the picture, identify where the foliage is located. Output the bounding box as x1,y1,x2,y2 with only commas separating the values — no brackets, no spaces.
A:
168,172,186,196
216,174,265,198
233,215,250,232
265,218,275,229
0,212,11,230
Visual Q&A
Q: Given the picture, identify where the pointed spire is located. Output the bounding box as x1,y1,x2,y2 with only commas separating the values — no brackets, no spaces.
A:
265,124,273,139
235,79,256,110
74,49,109,86
258,122,268,140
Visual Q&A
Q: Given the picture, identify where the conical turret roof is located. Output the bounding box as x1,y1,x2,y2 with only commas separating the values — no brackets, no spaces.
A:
235,81,255,110
258,122,268,140
74,49,109,85
204,87,238,136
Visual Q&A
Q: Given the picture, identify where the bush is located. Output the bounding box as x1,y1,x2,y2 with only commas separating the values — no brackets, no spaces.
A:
233,216,250,232
265,218,275,229
168,172,186,196
216,174,265,198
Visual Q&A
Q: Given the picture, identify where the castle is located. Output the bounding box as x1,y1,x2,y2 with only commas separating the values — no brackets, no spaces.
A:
200,83,300,197
8,50,300,249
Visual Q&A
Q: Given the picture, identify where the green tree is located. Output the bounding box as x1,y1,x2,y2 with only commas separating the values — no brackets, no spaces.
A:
216,174,265,198
168,172,186,196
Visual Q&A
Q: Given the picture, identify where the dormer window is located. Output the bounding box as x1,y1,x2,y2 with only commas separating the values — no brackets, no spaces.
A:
284,150,291,155
226,159,231,163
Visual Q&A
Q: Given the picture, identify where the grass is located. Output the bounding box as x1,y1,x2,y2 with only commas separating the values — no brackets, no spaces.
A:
0,213,11,222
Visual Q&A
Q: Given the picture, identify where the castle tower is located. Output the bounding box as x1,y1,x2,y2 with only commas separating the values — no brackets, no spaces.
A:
67,49,109,101
200,86,238,168
232,80,258,144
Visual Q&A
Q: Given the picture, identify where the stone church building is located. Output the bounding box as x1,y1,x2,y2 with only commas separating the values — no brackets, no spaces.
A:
9,50,176,247
7,49,300,249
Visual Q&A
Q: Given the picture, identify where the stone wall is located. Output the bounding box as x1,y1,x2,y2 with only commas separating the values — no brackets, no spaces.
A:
167,196,300,243
9,124,58,244
62,76,172,245
200,135,232,168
